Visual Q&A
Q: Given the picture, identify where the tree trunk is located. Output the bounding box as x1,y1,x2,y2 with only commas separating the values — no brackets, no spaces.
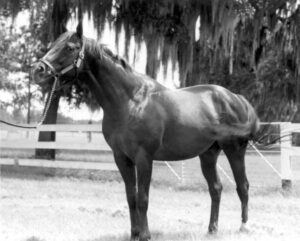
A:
145,35,161,79
35,93,60,160
35,0,69,159
229,32,234,75
26,76,32,139
178,12,198,87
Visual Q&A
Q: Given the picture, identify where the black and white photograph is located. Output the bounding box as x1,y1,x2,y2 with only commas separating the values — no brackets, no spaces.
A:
0,1,300,241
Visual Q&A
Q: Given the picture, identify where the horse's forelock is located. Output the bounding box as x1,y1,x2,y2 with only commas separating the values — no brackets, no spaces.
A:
50,32,78,50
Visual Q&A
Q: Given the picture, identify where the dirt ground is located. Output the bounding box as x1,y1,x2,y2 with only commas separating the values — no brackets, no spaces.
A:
1,172,300,241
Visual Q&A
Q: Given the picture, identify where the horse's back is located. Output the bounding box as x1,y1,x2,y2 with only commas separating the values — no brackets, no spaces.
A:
156,84,249,122
153,84,259,140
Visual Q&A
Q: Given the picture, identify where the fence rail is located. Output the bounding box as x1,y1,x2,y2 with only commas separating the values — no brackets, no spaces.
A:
0,123,111,151
0,123,102,132
1,122,299,188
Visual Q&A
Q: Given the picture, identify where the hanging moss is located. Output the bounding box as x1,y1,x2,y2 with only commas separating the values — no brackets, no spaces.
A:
2,0,299,120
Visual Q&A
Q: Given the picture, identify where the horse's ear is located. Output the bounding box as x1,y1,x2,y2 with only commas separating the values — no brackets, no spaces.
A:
76,21,83,39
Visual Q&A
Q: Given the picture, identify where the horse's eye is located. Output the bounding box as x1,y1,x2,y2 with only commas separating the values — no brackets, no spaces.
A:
67,46,74,52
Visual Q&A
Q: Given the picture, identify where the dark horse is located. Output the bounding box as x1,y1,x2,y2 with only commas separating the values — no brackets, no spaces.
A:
33,23,259,241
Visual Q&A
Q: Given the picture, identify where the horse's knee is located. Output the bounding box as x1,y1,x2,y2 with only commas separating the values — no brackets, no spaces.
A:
237,180,249,193
243,180,249,191
138,195,149,212
209,182,223,202
215,182,223,193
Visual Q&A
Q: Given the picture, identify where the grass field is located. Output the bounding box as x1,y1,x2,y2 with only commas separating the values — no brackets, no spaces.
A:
1,171,300,241
1,130,300,240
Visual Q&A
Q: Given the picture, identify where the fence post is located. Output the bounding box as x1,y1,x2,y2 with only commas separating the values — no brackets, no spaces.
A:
280,122,292,190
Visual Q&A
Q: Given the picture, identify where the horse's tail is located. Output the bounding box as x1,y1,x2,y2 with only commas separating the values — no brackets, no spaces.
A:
210,95,260,141
243,96,260,140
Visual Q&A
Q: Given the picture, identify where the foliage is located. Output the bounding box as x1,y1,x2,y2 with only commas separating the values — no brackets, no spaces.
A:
74,0,300,121
0,0,51,122
0,23,34,121
0,0,299,122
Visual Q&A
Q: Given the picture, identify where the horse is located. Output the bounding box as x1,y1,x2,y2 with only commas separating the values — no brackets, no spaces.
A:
33,22,260,241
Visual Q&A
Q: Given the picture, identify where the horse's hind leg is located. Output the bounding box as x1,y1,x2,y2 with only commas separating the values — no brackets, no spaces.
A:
220,139,249,231
199,142,222,233
113,152,139,241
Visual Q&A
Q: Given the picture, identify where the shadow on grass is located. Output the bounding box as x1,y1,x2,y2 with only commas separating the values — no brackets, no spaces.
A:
250,185,300,197
25,237,45,241
24,227,265,241
83,230,219,241
0,165,123,183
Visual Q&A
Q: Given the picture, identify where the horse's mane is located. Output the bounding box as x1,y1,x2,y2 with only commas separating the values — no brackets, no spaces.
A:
53,32,167,94
52,32,131,73
84,37,132,72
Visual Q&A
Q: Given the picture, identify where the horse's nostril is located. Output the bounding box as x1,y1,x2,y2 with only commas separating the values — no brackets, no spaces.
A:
38,65,45,73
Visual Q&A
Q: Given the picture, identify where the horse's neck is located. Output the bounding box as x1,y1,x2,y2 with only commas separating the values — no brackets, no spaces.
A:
84,51,149,119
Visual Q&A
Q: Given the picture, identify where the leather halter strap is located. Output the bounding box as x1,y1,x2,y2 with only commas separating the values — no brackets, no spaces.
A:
39,40,85,77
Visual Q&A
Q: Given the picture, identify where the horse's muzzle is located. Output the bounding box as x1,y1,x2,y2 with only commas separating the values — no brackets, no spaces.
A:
36,62,46,73
31,62,52,86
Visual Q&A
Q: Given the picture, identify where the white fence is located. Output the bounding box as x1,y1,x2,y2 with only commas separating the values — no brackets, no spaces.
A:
0,123,115,171
280,122,300,186
0,124,110,151
0,122,299,188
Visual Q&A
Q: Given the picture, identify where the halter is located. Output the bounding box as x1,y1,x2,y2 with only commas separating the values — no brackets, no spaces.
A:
0,40,86,129
36,40,86,123
39,40,85,80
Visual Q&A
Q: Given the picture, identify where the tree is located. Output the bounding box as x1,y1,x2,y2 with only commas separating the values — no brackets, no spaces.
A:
1,0,299,125
52,0,300,121
110,0,299,121
0,15,43,124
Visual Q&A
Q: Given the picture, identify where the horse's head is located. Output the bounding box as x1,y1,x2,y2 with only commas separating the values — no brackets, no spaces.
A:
33,22,84,87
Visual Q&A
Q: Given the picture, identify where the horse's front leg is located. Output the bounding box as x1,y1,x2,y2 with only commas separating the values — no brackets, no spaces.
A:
135,150,153,241
113,152,139,241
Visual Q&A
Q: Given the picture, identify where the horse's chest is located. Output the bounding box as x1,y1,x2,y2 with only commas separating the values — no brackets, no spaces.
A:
104,121,163,159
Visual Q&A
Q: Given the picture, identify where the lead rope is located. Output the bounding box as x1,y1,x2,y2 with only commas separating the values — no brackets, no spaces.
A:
1,40,85,129
36,76,58,126
0,77,58,129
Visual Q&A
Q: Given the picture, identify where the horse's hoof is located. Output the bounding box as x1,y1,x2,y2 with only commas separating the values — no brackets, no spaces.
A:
138,234,151,241
239,222,250,233
139,238,150,241
208,223,218,235
130,229,140,241
208,227,218,235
